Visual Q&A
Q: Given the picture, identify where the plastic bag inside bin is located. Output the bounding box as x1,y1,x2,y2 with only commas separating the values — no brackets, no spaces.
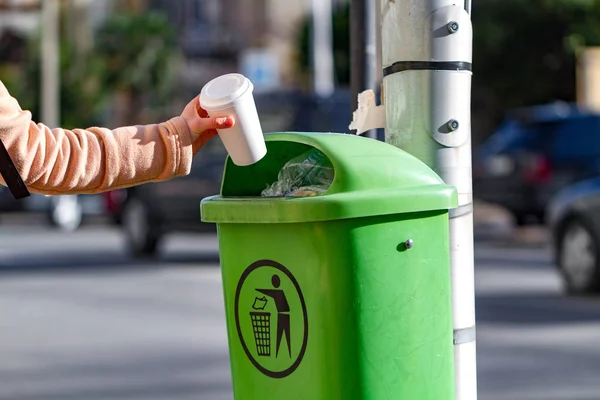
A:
261,149,334,197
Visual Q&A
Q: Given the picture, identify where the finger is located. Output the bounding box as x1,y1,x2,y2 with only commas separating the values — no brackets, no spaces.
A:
197,104,209,118
193,129,218,155
188,116,235,135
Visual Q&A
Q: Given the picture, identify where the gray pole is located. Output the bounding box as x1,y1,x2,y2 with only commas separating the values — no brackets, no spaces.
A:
350,0,365,112
350,0,379,138
42,0,60,129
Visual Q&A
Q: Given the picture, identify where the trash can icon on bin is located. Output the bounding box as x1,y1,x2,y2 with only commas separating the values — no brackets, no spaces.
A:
202,132,458,400
231,259,308,379
251,273,292,358
249,309,270,356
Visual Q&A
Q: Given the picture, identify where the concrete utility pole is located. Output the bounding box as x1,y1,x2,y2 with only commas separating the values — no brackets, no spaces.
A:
380,1,476,399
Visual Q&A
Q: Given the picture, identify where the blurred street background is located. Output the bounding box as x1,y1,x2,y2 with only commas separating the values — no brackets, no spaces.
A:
2,0,600,399
0,212,599,400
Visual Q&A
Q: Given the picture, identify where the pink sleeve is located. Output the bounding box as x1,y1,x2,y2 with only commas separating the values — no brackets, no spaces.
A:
0,81,193,195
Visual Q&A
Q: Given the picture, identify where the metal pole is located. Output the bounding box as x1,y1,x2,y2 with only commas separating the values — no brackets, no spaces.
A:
380,0,477,399
350,0,365,113
311,0,335,98
351,0,379,138
43,0,80,231
42,0,60,129
375,0,383,89
365,0,377,97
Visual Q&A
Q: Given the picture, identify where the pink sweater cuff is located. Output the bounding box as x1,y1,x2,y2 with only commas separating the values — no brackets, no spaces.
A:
166,116,194,177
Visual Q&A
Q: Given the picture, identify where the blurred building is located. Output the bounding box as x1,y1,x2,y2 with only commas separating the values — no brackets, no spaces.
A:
0,0,39,67
144,0,308,92
0,0,40,50
129,0,344,92
0,0,350,92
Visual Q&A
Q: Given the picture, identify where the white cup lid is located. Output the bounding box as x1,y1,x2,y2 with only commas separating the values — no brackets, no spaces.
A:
200,73,253,111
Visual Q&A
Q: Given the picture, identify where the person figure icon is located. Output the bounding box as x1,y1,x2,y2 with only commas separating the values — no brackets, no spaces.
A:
256,274,291,358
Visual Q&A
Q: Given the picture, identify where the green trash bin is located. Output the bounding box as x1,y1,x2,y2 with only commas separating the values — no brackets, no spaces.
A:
201,132,457,400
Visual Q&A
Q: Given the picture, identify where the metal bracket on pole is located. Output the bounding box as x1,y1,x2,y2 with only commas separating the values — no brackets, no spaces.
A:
465,0,472,14
454,326,476,345
449,203,473,219
426,5,473,149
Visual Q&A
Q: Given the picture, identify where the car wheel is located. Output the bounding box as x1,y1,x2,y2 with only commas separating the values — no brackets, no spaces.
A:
122,197,160,257
49,195,82,232
558,217,600,294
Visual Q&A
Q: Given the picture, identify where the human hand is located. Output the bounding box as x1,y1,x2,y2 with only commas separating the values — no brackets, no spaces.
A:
181,97,235,155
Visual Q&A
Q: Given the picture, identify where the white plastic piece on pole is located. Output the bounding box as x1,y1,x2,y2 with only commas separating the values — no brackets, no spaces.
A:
437,145,473,206
455,339,478,400
450,211,476,329
349,89,386,135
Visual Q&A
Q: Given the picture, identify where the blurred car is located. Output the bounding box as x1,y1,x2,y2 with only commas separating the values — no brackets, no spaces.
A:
119,137,226,256
0,182,106,231
102,189,126,225
474,102,600,225
547,177,600,294
0,184,25,213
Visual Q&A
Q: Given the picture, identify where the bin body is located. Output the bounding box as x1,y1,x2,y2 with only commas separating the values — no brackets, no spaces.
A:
202,132,457,400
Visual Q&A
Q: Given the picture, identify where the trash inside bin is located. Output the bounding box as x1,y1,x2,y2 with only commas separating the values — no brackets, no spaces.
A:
261,149,333,197
201,132,458,400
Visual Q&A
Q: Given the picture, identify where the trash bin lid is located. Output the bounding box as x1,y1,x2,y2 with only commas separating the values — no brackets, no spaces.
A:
201,132,457,223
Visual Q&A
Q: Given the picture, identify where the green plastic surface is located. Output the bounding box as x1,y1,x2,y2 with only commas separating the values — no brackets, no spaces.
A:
201,132,456,399
201,132,457,223
217,211,455,399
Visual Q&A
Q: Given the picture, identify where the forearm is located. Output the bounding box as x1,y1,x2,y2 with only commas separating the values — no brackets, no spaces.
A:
0,81,194,195
16,118,193,195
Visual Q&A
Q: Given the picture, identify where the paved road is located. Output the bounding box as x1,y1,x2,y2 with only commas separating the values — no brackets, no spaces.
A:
0,224,599,399
476,245,600,400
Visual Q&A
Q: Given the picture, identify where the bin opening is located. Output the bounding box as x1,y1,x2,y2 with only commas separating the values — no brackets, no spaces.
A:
202,132,459,224
221,141,334,197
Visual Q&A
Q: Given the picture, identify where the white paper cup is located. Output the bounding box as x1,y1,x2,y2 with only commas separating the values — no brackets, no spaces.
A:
199,73,266,166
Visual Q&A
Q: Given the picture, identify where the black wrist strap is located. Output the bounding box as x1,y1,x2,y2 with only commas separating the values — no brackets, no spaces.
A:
0,138,30,199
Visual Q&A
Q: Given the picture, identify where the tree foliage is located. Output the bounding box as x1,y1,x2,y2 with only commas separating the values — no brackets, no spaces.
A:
0,10,180,129
473,0,600,108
